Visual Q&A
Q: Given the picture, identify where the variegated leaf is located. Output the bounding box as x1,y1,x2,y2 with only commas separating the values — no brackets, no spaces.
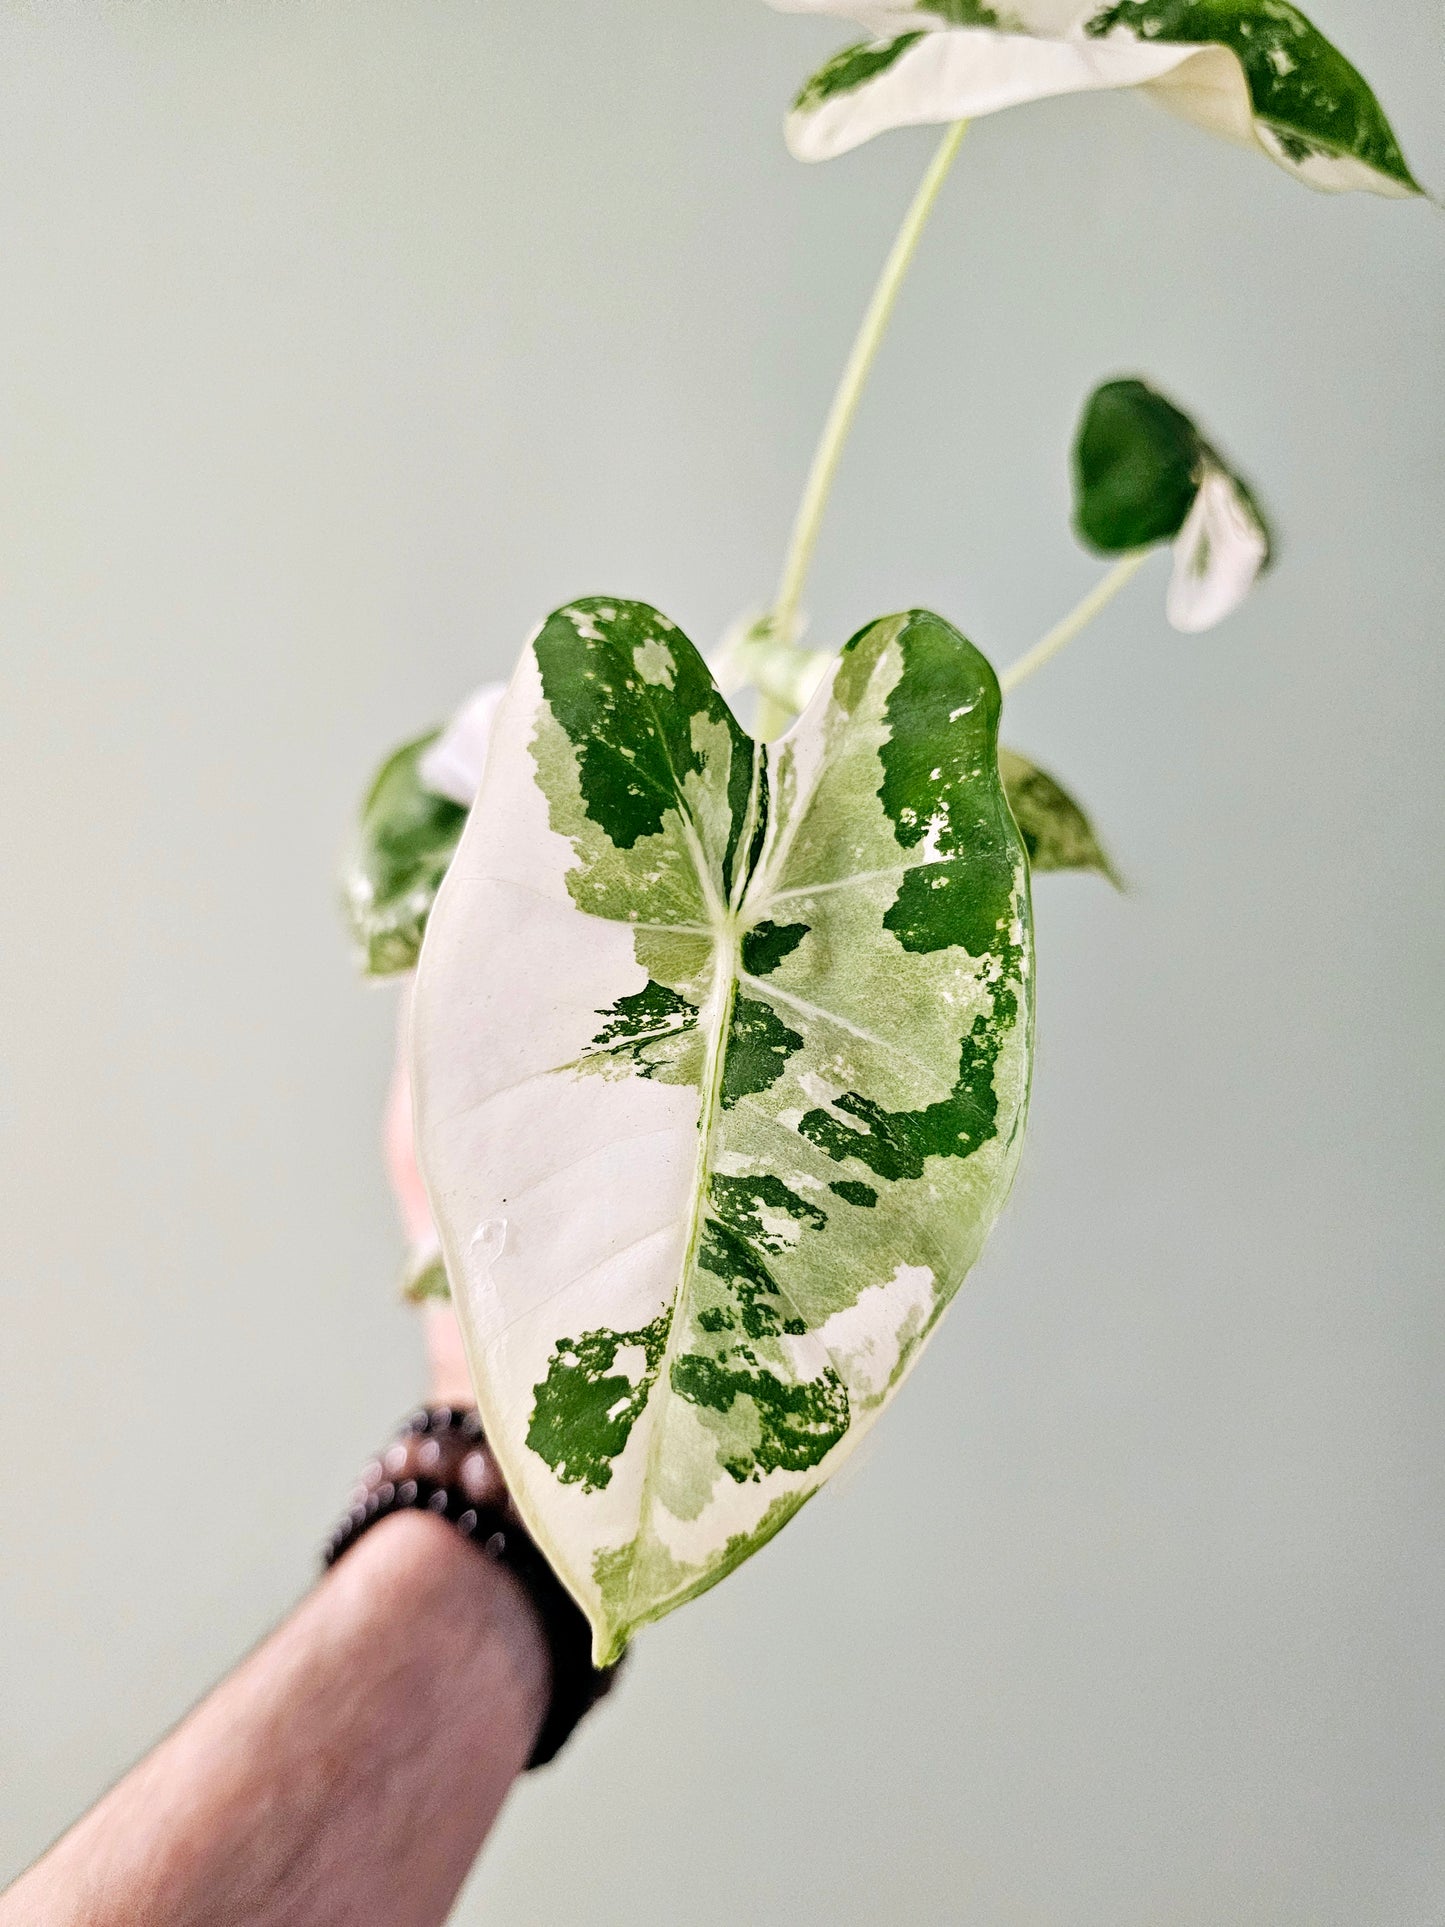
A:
1074,376,1272,632
771,1,1421,196
411,598,1032,1661
1000,746,1122,886
342,684,505,980
344,733,470,979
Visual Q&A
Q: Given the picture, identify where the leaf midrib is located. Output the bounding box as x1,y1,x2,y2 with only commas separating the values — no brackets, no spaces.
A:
620,908,740,1639
615,739,767,1642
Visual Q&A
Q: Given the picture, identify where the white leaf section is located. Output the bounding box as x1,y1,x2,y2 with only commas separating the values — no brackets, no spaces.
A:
1167,464,1270,633
792,25,1199,162
417,681,507,806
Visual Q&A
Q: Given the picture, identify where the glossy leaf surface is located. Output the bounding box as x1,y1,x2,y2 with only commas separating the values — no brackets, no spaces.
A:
772,1,1420,195
412,598,1033,1660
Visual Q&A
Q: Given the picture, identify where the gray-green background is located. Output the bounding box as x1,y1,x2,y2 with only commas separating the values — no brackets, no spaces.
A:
2,4,1441,1920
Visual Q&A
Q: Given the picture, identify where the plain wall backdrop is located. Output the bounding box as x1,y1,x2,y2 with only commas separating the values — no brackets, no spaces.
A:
1,3,1442,1921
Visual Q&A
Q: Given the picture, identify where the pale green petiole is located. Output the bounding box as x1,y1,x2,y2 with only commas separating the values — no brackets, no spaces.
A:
753,110,1144,735
743,545,1153,729
755,118,969,740
999,549,1152,697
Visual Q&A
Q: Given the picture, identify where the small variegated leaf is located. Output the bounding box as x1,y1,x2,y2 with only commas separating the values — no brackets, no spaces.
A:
999,746,1122,887
344,734,469,979
1074,377,1272,631
343,684,505,980
412,598,1032,1661
771,1,1420,196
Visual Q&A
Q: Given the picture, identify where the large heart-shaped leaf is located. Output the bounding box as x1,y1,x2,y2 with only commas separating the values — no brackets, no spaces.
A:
1074,376,1273,632
411,598,1032,1661
771,1,1421,196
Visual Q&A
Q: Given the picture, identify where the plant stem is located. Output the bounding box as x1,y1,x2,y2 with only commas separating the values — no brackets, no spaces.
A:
998,549,1151,697
755,118,969,740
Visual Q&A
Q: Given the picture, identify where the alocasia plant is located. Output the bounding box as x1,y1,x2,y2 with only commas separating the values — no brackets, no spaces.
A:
342,7,1422,1662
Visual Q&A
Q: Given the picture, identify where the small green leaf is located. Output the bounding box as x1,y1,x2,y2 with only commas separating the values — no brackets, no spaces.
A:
999,747,1123,888
402,1251,452,1304
771,1,1420,195
412,598,1033,1661
343,734,468,979
1073,377,1273,632
342,684,504,978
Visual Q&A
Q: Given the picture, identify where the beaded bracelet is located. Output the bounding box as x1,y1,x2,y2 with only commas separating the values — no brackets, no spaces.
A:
324,1405,620,1768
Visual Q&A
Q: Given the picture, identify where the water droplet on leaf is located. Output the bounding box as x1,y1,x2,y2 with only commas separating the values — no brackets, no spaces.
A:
469,1218,508,1265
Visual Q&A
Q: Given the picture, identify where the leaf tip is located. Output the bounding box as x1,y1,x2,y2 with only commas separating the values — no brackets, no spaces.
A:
592,1622,630,1671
